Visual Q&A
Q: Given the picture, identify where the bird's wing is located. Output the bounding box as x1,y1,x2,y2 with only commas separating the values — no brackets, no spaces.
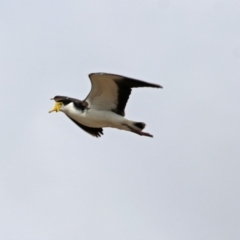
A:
85,73,162,116
67,115,103,138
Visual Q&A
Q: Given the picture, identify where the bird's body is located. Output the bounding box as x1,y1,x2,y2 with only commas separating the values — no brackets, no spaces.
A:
62,102,128,129
54,97,149,137
49,73,162,138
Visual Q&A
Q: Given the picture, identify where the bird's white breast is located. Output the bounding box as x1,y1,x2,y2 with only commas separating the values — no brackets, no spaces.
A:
61,102,124,128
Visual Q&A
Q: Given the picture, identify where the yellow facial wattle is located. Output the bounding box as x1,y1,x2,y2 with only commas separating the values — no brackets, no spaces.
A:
49,102,63,113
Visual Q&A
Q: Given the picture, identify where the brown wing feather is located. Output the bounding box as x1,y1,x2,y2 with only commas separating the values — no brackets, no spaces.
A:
67,115,103,138
86,73,162,116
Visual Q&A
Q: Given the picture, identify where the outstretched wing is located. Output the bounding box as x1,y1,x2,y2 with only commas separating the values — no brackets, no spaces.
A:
67,115,103,138
85,73,162,116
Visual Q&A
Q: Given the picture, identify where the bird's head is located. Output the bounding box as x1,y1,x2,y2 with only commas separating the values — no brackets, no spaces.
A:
48,96,72,113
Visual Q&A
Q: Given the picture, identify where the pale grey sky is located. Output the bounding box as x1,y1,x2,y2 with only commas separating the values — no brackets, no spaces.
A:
1,0,240,239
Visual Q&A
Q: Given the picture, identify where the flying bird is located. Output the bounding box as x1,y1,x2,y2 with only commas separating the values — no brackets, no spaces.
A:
49,73,162,138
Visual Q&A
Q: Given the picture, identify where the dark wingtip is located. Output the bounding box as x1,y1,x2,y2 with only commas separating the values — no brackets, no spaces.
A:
151,83,163,88
94,130,104,138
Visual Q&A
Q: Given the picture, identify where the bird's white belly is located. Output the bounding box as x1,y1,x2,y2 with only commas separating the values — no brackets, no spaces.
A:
64,106,124,128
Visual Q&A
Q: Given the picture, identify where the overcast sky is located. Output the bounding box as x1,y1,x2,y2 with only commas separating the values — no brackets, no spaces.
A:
1,0,240,239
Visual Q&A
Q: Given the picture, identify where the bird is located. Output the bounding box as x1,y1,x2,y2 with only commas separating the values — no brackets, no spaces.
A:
49,72,162,138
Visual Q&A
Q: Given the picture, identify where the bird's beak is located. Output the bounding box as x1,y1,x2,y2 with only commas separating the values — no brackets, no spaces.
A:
49,102,63,113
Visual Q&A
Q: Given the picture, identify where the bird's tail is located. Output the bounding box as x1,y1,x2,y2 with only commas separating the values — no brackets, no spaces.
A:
130,121,153,137
133,122,146,130
122,119,153,137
